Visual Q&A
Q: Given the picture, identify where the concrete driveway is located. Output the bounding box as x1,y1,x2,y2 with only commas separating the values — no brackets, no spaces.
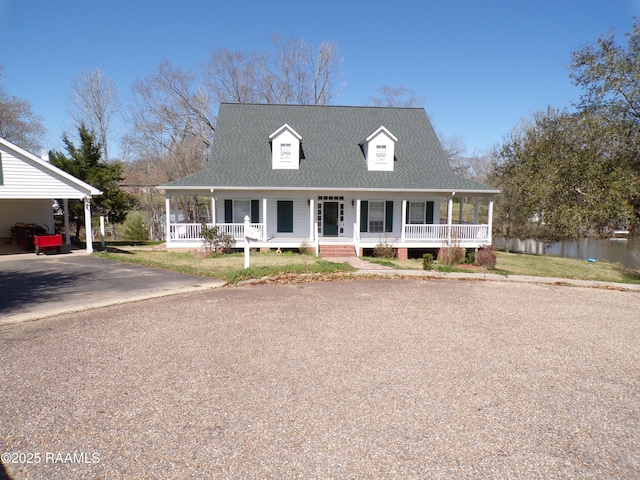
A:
0,250,225,325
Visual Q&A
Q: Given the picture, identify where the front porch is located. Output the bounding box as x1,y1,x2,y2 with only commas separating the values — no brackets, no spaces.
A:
163,192,494,256
166,222,492,253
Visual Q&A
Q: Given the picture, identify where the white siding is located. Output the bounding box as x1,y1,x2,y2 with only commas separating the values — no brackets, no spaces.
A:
211,191,442,242
365,129,396,171
271,130,301,170
0,148,92,199
0,199,55,237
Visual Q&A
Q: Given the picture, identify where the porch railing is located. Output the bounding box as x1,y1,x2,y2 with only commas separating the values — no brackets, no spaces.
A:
403,224,490,242
168,222,490,244
169,223,264,241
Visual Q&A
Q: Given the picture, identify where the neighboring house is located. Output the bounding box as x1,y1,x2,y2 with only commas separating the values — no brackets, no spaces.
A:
160,103,500,258
0,137,102,253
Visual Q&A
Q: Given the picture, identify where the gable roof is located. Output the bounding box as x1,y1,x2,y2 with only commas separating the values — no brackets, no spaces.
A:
0,137,102,198
269,123,302,141
163,103,499,194
363,125,398,144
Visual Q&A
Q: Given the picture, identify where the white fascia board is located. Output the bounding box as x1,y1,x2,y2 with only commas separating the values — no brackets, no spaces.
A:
160,185,500,195
268,123,302,141
0,137,102,196
364,126,398,143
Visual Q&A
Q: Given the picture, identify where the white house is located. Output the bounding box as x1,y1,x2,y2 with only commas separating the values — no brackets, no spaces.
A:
0,137,101,253
160,103,500,258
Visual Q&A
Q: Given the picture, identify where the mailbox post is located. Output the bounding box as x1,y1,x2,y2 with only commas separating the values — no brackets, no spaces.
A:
244,216,251,268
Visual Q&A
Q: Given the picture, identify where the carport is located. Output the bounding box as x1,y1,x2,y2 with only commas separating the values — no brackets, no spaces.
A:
0,137,101,253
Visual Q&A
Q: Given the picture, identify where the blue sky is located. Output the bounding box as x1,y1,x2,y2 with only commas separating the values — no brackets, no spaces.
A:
0,0,637,158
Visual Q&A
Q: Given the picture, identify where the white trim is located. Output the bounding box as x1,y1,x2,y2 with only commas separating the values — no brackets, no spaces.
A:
268,123,302,141
262,197,268,240
0,137,102,196
364,125,398,143
84,198,93,253
160,185,500,195
165,195,171,244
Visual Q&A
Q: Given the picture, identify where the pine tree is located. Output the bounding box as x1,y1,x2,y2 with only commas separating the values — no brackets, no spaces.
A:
50,124,133,240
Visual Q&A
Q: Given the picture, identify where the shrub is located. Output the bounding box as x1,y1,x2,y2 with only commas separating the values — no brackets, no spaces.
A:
476,245,497,268
299,241,314,255
373,235,395,259
201,224,236,255
124,213,150,242
463,250,475,264
422,253,434,270
437,246,465,266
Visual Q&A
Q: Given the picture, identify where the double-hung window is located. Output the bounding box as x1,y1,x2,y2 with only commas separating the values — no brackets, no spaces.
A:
233,200,251,223
407,201,435,224
360,201,393,233
368,201,385,233
408,201,426,224
225,199,260,223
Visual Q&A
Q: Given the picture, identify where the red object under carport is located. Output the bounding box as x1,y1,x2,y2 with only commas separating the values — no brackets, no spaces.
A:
33,234,63,255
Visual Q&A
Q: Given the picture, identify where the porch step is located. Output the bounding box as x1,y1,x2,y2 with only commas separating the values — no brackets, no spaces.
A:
319,244,357,258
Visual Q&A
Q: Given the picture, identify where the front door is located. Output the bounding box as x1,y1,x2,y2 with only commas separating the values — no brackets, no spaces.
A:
323,202,339,236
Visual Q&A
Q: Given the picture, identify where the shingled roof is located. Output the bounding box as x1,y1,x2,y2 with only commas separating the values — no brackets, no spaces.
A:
163,103,499,193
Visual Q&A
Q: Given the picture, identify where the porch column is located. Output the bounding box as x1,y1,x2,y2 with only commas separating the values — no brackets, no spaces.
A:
447,194,454,244
401,200,407,241
63,198,71,245
473,198,480,224
309,198,315,241
84,197,93,253
262,198,268,241
173,196,179,227
356,199,361,235
165,195,171,244
487,197,494,244
210,190,216,225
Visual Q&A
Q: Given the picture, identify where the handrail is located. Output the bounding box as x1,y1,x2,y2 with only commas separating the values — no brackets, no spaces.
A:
353,223,360,257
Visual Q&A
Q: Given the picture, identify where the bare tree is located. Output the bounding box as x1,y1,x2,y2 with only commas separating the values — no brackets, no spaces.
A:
124,60,215,181
366,85,425,108
204,48,261,103
0,67,46,151
204,36,343,105
68,67,120,162
308,40,343,105
438,133,468,175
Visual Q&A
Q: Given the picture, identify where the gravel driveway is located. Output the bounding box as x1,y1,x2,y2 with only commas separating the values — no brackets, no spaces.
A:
1,279,639,479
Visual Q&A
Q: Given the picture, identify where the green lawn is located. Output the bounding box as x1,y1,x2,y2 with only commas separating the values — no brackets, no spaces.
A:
96,245,640,285
362,252,640,284
494,251,640,283
95,249,355,284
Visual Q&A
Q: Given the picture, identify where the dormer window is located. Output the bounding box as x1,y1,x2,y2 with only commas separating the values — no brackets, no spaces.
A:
269,124,302,170
362,126,397,171
280,143,292,162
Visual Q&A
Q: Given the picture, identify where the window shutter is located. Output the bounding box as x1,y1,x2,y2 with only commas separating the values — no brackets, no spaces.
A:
426,201,434,224
385,201,393,232
224,200,232,223
251,200,260,223
360,201,368,232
